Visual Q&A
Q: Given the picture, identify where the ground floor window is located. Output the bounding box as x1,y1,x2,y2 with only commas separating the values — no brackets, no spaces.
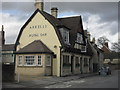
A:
84,58,88,66
18,56,22,66
75,56,80,67
24,56,35,66
63,55,70,67
38,56,42,66
46,56,51,66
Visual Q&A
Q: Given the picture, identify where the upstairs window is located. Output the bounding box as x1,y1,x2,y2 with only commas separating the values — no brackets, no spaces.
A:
76,33,83,43
81,45,86,52
59,28,70,44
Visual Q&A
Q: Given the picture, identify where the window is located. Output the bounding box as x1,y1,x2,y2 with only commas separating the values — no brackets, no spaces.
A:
84,58,88,66
74,43,81,49
59,28,69,44
24,56,35,66
18,56,22,65
81,45,86,52
63,55,70,67
76,33,83,43
75,57,80,67
46,56,51,66
38,56,42,66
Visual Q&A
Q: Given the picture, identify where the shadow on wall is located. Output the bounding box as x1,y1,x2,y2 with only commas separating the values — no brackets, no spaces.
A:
2,64,15,82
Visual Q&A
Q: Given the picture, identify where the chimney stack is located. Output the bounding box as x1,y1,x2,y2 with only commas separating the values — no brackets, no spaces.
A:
51,7,58,18
34,0,44,11
92,37,95,44
0,25,5,46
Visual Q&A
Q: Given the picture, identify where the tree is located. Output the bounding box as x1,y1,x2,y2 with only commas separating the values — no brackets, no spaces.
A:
97,36,109,48
111,39,120,52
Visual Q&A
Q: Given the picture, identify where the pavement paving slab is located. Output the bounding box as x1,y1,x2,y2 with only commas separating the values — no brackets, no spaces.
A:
2,72,98,88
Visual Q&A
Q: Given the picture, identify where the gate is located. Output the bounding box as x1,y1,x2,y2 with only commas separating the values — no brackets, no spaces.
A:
2,64,15,82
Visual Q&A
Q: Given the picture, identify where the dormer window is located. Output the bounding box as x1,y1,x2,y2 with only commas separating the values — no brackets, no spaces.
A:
59,28,70,44
76,33,83,44
81,45,86,52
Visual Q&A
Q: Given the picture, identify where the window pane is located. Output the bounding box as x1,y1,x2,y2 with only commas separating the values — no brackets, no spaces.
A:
24,56,35,66
63,55,70,66
38,56,42,65
46,56,51,66
18,56,22,65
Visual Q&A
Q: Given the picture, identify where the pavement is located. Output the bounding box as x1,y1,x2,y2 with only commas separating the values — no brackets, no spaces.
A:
2,72,98,88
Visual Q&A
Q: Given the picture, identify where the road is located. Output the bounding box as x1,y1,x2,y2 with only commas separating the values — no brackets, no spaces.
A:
45,70,119,88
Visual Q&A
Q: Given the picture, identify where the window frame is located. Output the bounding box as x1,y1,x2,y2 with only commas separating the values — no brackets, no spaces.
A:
81,45,86,52
84,58,88,67
18,56,22,66
38,55,42,66
76,33,83,44
46,55,51,66
24,55,36,66
59,28,70,44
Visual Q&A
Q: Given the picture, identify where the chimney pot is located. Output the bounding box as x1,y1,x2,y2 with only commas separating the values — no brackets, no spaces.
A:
0,25,5,45
35,0,44,11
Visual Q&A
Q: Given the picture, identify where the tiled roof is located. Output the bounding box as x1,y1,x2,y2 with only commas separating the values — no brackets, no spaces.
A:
101,45,111,53
2,44,15,51
15,9,88,55
15,9,86,49
15,40,53,54
59,16,85,47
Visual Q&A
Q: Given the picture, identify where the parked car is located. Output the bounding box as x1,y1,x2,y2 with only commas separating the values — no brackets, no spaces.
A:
99,66,111,75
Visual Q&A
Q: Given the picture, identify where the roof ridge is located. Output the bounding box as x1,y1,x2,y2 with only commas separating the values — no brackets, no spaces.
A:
58,15,81,19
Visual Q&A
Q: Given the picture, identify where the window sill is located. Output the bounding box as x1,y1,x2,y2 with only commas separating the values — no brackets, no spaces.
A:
17,66,43,68
46,65,51,67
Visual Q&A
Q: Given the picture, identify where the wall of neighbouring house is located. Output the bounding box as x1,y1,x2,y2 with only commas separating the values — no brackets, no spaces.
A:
2,51,14,64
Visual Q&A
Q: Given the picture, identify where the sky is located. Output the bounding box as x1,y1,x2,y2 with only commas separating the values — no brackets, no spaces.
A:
0,0,119,49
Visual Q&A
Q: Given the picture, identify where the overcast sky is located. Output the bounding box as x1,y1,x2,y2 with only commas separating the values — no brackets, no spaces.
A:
1,0,119,49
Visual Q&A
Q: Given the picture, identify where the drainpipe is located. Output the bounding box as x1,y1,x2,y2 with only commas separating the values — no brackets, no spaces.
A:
60,46,63,77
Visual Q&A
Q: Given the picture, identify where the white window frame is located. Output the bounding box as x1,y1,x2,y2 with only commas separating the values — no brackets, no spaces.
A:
18,56,22,66
24,55,36,66
46,55,51,66
81,45,86,52
38,55,42,66
60,28,70,44
77,33,83,43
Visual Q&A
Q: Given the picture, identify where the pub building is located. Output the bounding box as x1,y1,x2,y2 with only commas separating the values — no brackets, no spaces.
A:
1,0,104,78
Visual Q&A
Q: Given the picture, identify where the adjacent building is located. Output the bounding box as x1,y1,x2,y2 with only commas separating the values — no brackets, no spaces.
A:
101,42,120,65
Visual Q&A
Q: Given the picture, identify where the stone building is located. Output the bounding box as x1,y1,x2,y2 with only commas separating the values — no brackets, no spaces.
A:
1,0,104,77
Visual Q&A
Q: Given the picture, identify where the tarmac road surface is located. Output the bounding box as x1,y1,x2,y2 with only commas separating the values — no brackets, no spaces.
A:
45,70,119,88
